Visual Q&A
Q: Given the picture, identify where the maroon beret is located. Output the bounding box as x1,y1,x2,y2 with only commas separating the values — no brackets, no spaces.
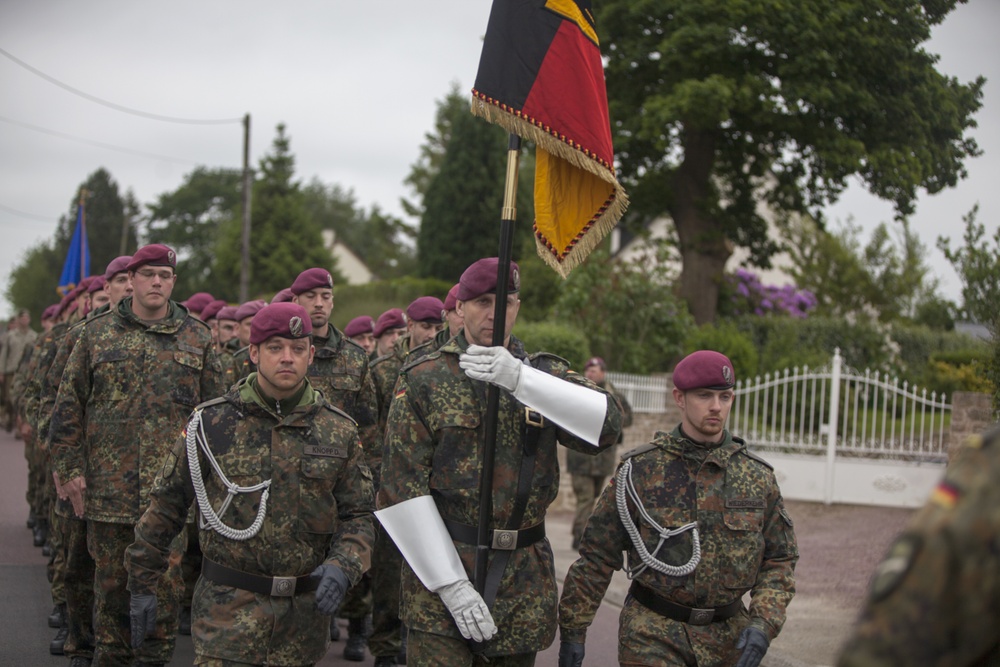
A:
182,292,215,312
42,304,61,321
407,296,445,323
67,282,88,300
373,308,406,338
673,350,736,391
103,255,132,281
249,303,313,345
86,276,107,294
272,287,295,303
443,284,460,312
217,306,240,322
457,257,520,301
200,299,228,322
234,299,267,323
344,315,375,338
57,291,75,313
290,268,334,295
126,244,177,272
584,357,606,370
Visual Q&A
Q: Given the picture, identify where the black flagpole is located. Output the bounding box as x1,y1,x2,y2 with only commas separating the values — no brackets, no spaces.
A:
474,133,522,597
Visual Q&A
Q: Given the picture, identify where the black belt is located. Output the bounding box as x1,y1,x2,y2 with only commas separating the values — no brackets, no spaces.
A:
202,558,319,597
629,582,743,625
443,517,545,551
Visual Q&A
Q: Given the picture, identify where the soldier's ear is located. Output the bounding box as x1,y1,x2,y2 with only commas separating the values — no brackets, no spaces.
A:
249,344,260,365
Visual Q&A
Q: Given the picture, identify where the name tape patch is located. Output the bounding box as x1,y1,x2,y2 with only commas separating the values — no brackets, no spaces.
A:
304,444,347,459
726,498,765,510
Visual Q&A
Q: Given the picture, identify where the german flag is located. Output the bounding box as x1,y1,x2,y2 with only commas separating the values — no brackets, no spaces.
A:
472,0,627,277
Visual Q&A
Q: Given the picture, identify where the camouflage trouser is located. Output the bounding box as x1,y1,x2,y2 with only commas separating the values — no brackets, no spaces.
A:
48,505,68,606
570,474,607,542
338,568,372,620
194,658,316,666
24,433,43,515
407,629,536,667
368,525,403,657
616,596,749,666
88,520,185,667
63,515,95,659
33,445,51,520
181,521,202,608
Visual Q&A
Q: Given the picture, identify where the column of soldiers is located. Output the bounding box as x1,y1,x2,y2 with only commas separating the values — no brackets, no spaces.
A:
11,245,821,667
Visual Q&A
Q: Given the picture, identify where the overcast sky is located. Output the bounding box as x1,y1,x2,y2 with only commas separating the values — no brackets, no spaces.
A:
1,1,997,319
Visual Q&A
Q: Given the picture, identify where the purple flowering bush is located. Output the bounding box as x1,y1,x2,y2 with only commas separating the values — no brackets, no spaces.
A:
728,268,817,318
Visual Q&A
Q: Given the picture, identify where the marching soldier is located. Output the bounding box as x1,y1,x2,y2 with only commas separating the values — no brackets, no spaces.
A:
837,426,1000,666
125,302,375,667
290,267,380,662
345,316,377,357
372,309,406,359
376,257,622,666
50,244,225,666
558,350,798,667
230,300,267,382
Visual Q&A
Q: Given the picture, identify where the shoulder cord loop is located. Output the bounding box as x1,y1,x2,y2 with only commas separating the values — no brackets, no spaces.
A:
186,409,271,541
616,457,702,579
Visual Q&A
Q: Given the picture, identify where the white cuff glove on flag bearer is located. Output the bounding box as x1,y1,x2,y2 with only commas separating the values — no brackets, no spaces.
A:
375,496,497,642
459,344,607,446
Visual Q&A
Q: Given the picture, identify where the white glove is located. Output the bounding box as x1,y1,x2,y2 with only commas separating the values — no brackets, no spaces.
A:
459,345,523,393
435,580,498,642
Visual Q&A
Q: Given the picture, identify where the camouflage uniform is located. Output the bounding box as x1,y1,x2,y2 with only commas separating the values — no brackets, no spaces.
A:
367,333,434,660
303,326,379,641
559,426,798,665
125,375,375,666
229,345,255,383
837,428,1000,666
566,379,633,545
50,298,224,667
378,332,622,661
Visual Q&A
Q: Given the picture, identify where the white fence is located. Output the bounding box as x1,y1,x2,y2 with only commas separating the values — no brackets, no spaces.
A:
610,350,952,507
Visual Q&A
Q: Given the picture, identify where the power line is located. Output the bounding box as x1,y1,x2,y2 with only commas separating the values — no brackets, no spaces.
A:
0,114,198,165
0,203,56,223
0,46,243,125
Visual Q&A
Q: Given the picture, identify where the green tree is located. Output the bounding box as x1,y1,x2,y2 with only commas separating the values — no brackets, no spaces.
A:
213,124,334,301
3,241,63,323
598,0,984,323
938,204,1000,325
145,167,243,298
554,247,694,373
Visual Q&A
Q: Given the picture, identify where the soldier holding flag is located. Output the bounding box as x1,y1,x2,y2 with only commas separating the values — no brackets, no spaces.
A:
376,257,623,665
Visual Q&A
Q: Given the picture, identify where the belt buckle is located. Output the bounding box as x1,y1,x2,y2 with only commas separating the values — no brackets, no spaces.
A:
688,607,715,625
524,407,544,428
270,576,296,597
491,529,519,550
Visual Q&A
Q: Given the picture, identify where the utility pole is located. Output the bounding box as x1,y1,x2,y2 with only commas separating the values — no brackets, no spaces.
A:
240,112,252,302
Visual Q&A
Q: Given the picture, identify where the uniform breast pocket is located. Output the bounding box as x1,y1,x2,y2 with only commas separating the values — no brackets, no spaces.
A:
429,413,480,492
209,452,263,523
298,454,345,534
171,350,203,407
721,503,765,590
93,349,132,402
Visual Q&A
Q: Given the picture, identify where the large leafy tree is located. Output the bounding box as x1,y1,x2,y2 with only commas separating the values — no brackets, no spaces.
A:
938,204,1000,325
213,124,334,301
598,0,984,323
145,167,243,299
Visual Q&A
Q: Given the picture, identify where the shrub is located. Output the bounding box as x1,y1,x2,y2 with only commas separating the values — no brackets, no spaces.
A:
331,276,452,329
683,321,760,379
513,321,590,369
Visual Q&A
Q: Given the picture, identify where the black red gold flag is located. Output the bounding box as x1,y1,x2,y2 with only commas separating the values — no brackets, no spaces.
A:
472,0,628,277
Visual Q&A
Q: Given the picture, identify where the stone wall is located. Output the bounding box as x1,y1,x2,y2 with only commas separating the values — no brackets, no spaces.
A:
948,391,996,461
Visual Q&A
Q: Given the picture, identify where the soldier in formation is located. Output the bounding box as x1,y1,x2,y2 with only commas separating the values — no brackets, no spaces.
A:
50,244,225,666
558,350,798,667
376,257,623,666
125,302,375,667
837,426,1000,666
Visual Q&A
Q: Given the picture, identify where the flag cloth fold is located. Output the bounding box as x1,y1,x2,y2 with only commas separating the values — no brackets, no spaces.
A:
57,199,90,295
472,0,628,277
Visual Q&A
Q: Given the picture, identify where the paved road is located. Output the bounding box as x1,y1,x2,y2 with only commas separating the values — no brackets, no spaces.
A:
0,427,914,666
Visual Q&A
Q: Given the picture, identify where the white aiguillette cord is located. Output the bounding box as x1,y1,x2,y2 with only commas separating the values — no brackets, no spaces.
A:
186,409,271,541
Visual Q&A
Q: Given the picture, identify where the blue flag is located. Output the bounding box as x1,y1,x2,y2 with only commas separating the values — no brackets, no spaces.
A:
58,201,90,295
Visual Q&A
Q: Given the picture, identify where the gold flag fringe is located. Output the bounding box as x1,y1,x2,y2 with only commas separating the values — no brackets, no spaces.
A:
471,94,629,278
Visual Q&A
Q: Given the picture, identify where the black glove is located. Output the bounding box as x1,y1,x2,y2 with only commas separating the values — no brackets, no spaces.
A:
558,640,585,667
312,564,350,615
734,626,769,667
129,593,158,649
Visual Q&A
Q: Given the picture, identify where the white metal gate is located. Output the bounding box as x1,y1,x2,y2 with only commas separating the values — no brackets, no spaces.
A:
730,348,949,506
